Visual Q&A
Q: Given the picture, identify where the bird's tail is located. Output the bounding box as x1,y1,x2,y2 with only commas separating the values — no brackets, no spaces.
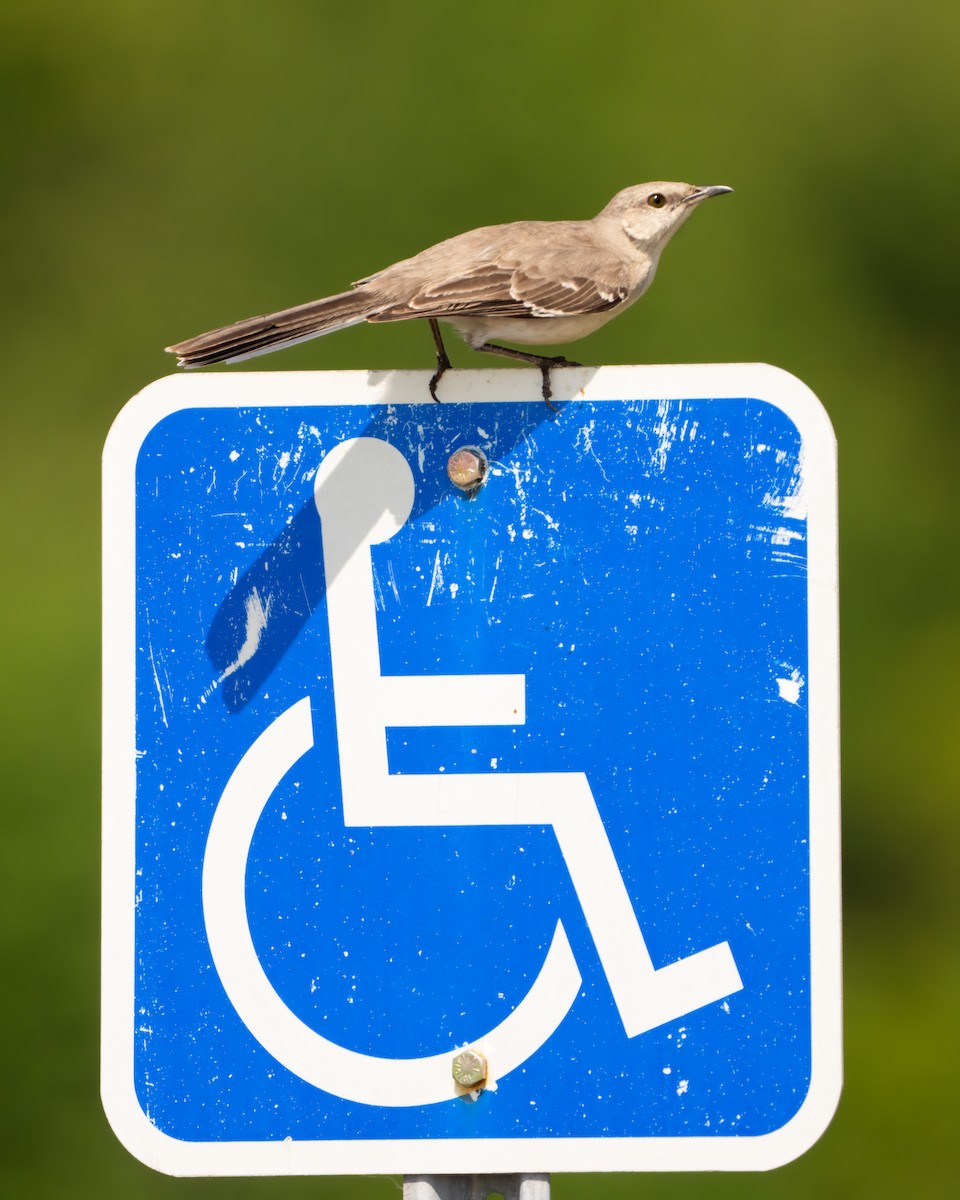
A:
165,289,380,367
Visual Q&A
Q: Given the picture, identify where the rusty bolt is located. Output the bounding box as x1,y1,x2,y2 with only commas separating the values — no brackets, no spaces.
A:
451,1048,487,1088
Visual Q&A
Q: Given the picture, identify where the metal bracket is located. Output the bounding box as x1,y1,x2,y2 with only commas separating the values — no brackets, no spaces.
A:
404,1176,550,1200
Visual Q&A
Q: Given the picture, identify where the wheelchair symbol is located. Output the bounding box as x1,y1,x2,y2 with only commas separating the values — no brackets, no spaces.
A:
202,437,743,1108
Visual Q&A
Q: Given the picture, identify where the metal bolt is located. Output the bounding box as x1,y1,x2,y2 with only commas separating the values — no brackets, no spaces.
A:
447,447,487,496
451,1048,487,1088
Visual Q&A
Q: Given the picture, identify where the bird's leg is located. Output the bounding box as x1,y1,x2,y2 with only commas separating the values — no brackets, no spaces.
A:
475,342,581,409
428,319,451,402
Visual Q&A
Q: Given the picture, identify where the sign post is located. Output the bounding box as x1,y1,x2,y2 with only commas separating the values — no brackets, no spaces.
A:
102,364,841,1177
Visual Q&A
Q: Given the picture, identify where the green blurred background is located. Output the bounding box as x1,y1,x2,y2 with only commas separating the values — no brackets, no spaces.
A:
2,0,957,1195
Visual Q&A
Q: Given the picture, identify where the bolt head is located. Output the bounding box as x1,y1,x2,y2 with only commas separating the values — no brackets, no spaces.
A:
447,447,487,494
451,1048,487,1087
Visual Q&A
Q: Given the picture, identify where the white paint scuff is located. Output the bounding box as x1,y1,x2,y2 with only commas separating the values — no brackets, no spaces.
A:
221,587,273,680
762,443,808,522
200,587,274,706
775,667,805,705
650,402,699,475
425,550,443,607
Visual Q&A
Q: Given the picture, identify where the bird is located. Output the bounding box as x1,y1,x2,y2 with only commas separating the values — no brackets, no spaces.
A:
166,181,732,407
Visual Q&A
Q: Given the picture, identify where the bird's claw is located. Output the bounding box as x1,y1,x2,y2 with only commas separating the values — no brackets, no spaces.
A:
539,367,559,410
540,354,580,410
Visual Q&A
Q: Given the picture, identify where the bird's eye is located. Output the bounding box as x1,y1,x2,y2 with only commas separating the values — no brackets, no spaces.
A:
648,193,666,208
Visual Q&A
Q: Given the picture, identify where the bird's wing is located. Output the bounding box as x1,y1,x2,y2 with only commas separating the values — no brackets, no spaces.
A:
365,225,633,323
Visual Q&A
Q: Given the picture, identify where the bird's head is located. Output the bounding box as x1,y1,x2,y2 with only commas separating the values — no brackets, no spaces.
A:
602,181,733,252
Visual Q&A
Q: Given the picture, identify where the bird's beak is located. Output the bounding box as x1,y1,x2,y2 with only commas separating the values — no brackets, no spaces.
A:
682,184,734,204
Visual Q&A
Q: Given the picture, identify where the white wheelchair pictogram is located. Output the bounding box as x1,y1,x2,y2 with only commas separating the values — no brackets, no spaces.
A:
202,437,743,1108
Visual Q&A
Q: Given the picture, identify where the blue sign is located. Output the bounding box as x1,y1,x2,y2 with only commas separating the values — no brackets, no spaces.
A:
102,365,841,1176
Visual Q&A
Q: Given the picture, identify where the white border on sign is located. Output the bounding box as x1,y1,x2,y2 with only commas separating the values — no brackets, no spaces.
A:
101,364,841,1177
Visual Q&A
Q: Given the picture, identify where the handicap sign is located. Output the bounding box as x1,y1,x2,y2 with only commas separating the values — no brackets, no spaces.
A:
101,365,841,1176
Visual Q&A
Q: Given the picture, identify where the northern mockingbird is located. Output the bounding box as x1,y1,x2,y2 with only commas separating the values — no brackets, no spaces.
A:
167,181,732,405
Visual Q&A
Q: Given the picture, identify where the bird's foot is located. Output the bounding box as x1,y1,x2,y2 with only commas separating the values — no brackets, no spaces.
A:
477,342,581,409
428,318,451,402
429,361,448,402
538,365,559,410
538,354,582,409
